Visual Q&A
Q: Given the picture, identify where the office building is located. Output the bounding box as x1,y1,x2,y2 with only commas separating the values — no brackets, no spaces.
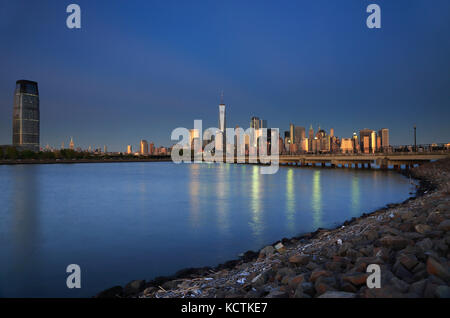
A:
140,140,149,155
12,80,40,151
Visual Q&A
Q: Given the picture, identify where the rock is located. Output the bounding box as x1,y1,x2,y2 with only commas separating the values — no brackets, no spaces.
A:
300,282,315,296
161,279,181,291
341,282,358,293
287,274,306,289
325,261,344,272
427,212,444,224
251,273,266,286
408,279,427,297
393,263,414,284
391,277,409,293
142,286,158,296
435,285,450,298
426,257,450,281
417,238,433,252
123,280,145,296
438,219,450,231
318,291,356,298
362,285,404,298
288,254,310,265
398,254,419,271
274,242,286,253
401,211,414,221
275,267,295,282
423,282,438,298
338,242,352,256
293,285,305,298
379,235,410,250
259,245,275,258
342,272,369,286
365,230,379,241
310,270,332,282
415,224,432,234
96,286,123,298
265,289,289,298
306,262,319,271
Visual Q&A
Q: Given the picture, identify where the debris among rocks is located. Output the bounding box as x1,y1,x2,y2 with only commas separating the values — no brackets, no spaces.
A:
96,158,450,298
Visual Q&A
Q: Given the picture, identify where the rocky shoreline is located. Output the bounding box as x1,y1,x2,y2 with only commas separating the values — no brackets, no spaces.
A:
97,158,450,298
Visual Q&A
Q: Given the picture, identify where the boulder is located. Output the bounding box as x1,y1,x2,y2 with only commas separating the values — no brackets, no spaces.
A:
379,235,410,250
426,257,450,281
288,254,310,265
318,291,356,298
123,280,146,296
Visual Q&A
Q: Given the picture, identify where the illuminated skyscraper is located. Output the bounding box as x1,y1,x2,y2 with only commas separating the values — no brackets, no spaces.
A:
294,126,305,144
12,80,40,151
218,93,226,155
69,137,74,150
140,140,149,155
289,123,294,145
359,129,373,154
308,124,314,151
379,128,389,152
127,145,132,154
250,117,260,130
149,142,155,155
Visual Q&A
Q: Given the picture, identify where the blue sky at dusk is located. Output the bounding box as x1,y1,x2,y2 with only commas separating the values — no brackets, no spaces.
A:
0,0,449,151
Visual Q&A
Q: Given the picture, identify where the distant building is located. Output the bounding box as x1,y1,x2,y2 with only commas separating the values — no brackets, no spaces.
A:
294,126,305,144
69,137,74,150
300,138,309,152
370,131,377,153
13,80,40,151
149,142,154,155
308,125,314,151
352,133,360,153
360,129,373,154
341,138,353,153
379,128,389,152
218,95,226,154
363,135,370,154
127,145,132,154
140,140,149,155
289,123,294,145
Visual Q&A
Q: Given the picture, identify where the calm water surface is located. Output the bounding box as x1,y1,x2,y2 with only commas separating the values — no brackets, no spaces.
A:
0,162,414,297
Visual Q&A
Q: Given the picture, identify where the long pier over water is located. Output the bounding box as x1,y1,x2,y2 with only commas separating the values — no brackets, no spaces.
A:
277,152,450,170
223,152,450,170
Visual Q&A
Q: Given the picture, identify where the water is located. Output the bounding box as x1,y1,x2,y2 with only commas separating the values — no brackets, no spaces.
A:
0,162,413,297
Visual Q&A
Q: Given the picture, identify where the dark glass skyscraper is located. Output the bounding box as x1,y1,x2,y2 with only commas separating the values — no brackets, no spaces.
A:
12,80,40,151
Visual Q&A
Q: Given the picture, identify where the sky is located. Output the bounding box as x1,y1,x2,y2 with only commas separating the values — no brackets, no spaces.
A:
0,0,449,152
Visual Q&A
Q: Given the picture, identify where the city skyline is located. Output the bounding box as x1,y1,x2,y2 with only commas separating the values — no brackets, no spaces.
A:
1,1,450,151
2,79,446,154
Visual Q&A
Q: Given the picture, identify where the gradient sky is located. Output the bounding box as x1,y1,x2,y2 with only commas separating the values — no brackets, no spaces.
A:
0,0,449,151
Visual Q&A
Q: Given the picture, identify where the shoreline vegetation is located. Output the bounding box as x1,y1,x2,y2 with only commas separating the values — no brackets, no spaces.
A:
97,158,450,298
0,147,172,165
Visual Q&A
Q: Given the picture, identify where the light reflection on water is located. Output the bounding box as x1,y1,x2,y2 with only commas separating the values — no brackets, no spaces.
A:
0,162,412,297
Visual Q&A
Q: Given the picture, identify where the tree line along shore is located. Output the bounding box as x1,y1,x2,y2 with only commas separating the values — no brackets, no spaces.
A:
0,147,171,164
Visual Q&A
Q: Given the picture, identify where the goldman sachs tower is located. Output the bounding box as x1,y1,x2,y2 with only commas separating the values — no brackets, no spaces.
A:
12,80,40,152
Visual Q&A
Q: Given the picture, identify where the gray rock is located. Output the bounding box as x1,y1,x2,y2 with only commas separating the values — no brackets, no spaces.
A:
435,285,450,298
391,277,410,293
123,280,145,296
318,291,356,298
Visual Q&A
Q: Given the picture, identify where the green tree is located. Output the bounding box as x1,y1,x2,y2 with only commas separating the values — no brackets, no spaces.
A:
5,146,19,160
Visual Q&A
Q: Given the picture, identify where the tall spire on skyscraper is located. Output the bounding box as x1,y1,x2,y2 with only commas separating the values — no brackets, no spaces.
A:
220,90,224,105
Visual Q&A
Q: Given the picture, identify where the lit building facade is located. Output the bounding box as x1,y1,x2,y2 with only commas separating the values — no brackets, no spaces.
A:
12,80,40,151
